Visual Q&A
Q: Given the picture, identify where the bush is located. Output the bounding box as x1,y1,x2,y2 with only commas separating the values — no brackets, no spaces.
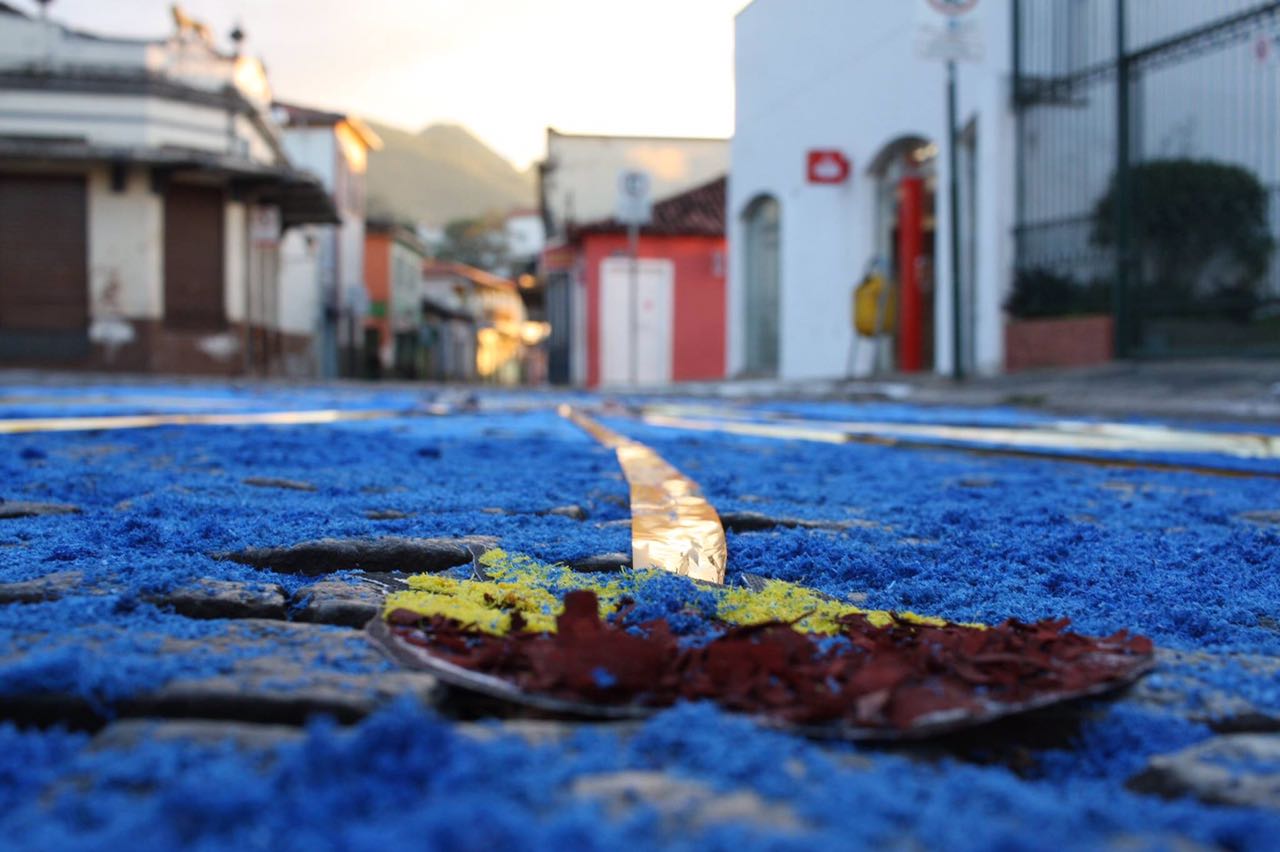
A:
1005,267,1110,319
1091,159,1274,318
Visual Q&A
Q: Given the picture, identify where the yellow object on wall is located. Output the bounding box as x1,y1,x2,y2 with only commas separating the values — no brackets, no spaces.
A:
853,271,896,337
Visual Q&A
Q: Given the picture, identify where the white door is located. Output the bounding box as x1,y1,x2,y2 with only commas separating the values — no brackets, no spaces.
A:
600,257,674,386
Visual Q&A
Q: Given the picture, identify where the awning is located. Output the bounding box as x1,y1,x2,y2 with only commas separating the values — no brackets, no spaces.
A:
0,137,339,227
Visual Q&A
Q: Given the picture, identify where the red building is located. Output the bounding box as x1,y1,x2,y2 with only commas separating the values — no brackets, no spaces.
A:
562,176,727,387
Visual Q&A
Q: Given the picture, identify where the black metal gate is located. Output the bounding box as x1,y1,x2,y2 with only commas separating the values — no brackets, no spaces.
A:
1014,1,1280,357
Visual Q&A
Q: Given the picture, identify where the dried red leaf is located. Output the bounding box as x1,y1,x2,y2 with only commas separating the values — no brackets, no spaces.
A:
388,592,1153,731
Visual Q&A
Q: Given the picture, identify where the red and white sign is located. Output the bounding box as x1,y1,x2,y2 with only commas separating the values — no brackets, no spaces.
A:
806,150,851,185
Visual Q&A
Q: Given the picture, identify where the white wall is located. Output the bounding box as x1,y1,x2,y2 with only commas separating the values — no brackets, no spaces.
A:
87,164,162,322
390,239,424,331
279,228,321,336
224,201,247,324
731,0,1012,379
280,128,337,190
505,212,546,260
0,11,279,166
0,91,262,159
544,132,729,238
0,12,147,69
338,210,365,301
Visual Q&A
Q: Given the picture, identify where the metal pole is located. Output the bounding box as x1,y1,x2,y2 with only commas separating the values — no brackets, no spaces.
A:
628,221,639,386
947,59,965,381
1114,0,1132,358
1011,0,1024,275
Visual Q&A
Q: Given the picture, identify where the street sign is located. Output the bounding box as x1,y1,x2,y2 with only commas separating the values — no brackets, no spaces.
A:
615,169,652,225
915,0,984,63
807,150,851,184
249,206,280,244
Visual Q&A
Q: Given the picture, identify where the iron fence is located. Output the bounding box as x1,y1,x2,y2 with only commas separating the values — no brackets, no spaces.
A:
1013,0,1280,356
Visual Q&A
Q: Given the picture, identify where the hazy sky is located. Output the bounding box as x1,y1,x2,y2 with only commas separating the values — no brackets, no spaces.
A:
19,0,750,168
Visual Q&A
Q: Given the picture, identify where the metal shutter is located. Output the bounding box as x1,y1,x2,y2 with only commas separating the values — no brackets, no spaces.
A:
164,184,225,329
0,173,89,360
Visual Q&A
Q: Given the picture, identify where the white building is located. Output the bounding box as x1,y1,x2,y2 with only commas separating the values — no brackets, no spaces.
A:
503,208,545,279
539,129,729,241
0,4,335,374
275,102,382,378
731,0,1012,380
421,261,528,384
733,1,1280,378
537,130,730,384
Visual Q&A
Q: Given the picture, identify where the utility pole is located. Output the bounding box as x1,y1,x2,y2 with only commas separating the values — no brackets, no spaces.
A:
615,170,651,387
1114,0,1132,358
628,220,639,386
916,0,981,382
946,58,964,381
36,0,54,71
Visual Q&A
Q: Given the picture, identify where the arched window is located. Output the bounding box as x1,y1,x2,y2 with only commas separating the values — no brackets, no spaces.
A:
742,195,780,376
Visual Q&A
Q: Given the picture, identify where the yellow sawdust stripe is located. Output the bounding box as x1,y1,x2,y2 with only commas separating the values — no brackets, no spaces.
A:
560,405,726,585
0,408,402,434
385,551,968,636
640,412,1280,480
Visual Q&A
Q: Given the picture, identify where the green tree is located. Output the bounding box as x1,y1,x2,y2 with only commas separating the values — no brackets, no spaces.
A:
1092,159,1274,318
437,215,508,272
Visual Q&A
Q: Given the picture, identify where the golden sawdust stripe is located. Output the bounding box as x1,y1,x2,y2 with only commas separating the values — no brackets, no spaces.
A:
639,412,1280,480
0,408,404,434
560,405,726,585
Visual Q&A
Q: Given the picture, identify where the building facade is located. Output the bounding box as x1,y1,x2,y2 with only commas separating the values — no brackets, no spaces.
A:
0,4,336,374
538,130,730,384
276,102,381,378
421,261,529,384
502,209,546,279
734,1,1280,380
364,219,430,376
731,0,1012,381
558,177,728,388
539,129,730,243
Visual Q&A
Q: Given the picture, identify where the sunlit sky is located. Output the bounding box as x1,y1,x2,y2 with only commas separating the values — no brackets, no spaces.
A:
17,0,751,168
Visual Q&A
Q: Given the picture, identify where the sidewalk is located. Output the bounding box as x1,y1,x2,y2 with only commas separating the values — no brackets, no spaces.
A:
651,359,1280,423
6,359,1280,423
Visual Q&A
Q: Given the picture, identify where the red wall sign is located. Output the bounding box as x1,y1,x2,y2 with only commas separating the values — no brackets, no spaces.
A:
806,150,851,184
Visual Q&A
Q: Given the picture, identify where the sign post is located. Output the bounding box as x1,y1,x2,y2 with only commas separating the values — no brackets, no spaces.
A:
615,170,652,386
915,0,982,382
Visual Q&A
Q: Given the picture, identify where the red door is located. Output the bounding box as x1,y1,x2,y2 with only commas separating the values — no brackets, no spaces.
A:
896,175,925,372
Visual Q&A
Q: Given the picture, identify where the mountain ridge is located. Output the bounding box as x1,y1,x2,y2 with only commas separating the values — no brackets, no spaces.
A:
365,120,535,226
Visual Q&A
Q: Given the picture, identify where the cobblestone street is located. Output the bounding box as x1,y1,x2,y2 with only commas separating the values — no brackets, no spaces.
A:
0,379,1278,849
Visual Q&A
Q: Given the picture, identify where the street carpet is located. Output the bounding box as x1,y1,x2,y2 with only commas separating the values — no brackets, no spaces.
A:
0,381,1278,850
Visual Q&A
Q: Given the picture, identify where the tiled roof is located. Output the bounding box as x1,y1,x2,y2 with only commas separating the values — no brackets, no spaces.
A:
421,260,517,292
273,101,346,127
570,175,726,239
273,101,382,149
